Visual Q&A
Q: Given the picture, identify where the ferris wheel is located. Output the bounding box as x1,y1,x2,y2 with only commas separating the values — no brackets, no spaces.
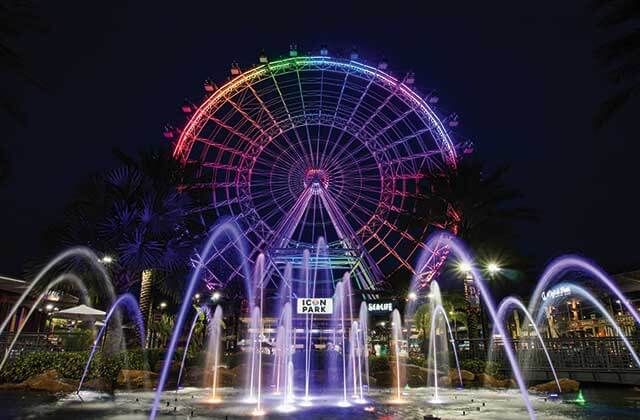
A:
170,49,458,289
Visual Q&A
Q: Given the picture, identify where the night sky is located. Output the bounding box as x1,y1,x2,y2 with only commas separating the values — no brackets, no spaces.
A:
1,1,637,278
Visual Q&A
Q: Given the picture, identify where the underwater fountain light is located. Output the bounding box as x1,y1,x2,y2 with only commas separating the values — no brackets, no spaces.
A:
574,390,586,405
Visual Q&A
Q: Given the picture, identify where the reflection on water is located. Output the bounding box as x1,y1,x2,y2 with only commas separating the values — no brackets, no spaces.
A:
1,386,639,419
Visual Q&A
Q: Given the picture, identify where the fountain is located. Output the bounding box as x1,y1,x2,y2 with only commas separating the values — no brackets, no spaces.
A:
430,304,464,391
417,232,537,419
150,219,252,420
493,297,562,392
6,233,640,420
528,255,640,327
207,305,224,403
0,247,116,339
534,283,640,368
390,309,405,403
248,253,266,416
426,281,451,403
333,280,350,407
246,305,261,405
176,305,211,390
77,293,145,394
275,304,294,411
358,302,370,393
351,321,366,403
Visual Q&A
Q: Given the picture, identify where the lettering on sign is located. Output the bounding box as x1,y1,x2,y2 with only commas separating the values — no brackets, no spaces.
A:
297,298,333,314
541,286,571,301
367,302,394,313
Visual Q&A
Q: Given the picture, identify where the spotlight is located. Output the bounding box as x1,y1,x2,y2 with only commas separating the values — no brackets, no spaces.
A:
408,292,417,301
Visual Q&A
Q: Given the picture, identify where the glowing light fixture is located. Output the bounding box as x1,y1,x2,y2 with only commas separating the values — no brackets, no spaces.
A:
458,261,472,273
487,262,501,274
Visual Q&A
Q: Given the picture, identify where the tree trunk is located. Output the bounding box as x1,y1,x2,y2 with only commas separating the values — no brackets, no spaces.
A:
139,270,153,336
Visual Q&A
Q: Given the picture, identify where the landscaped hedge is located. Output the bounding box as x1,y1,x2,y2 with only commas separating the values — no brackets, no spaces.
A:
0,349,163,384
369,356,390,373
459,359,500,376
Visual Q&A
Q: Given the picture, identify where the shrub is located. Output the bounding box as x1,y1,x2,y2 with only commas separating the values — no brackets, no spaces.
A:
368,356,390,373
459,359,500,376
0,349,156,384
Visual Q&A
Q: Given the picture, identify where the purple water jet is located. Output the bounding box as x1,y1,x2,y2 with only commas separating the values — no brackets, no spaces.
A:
528,255,640,327
150,219,252,419
77,293,145,394
176,305,211,390
208,305,224,402
0,273,89,372
0,247,116,338
494,296,561,392
418,232,536,419
536,283,640,368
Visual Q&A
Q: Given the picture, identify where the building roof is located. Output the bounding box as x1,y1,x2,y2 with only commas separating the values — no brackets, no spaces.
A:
0,275,28,294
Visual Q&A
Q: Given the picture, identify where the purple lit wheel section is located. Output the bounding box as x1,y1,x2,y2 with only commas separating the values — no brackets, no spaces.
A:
249,128,381,245
174,56,457,284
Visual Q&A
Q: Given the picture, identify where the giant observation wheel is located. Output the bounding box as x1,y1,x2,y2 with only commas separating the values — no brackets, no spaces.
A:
173,53,458,289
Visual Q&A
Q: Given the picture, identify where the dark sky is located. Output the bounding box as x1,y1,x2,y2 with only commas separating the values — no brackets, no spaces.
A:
1,1,637,278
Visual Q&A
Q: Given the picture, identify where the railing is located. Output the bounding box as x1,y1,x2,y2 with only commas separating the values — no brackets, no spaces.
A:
0,332,93,358
457,337,640,371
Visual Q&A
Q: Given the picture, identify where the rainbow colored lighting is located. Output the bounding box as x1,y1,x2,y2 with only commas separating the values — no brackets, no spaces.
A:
173,56,456,165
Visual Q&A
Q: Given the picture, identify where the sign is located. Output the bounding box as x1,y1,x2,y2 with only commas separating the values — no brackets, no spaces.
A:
367,302,394,313
541,286,571,302
297,298,333,314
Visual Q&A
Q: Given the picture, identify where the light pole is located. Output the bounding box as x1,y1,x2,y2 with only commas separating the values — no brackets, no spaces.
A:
458,260,502,353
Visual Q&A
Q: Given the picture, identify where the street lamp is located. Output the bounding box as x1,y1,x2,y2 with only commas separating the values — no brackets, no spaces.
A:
159,302,167,310
211,291,221,301
100,255,113,264
486,262,501,275
457,261,472,274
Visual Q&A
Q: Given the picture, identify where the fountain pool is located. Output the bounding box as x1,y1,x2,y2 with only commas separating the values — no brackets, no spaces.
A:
2,386,639,419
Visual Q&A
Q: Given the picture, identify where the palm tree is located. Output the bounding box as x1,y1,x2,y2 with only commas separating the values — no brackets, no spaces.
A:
411,158,537,250
593,0,640,128
408,158,537,341
49,147,204,326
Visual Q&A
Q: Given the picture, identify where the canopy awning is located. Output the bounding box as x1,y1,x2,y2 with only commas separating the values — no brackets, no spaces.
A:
53,304,106,320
